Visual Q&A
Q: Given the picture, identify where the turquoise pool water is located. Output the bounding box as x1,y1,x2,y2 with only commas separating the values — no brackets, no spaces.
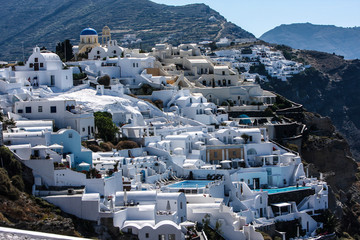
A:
167,180,213,189
254,186,311,194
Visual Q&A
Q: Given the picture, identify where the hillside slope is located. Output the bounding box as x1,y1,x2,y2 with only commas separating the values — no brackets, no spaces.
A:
287,110,359,236
260,23,360,59
261,46,360,162
0,0,254,61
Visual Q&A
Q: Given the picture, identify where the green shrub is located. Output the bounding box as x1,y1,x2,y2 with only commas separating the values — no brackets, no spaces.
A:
0,168,20,200
11,175,24,192
98,75,110,86
100,142,115,151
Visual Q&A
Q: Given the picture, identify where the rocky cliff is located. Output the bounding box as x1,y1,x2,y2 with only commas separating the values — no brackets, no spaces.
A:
262,46,360,163
281,109,360,236
0,146,137,239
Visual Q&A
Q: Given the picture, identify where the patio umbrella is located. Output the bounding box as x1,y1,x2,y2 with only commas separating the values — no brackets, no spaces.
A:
220,160,232,164
79,162,90,167
31,145,48,150
48,144,64,149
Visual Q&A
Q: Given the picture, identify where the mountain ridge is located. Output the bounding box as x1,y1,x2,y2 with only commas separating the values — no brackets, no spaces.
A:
0,0,254,61
260,23,360,59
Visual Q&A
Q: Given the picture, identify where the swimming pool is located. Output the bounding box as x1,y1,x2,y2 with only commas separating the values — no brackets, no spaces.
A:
254,186,311,194
167,180,213,189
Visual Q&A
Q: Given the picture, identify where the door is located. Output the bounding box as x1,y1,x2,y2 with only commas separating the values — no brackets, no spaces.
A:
34,63,39,71
50,75,55,86
34,150,39,158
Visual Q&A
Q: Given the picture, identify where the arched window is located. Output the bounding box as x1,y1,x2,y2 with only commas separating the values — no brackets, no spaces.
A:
247,148,257,155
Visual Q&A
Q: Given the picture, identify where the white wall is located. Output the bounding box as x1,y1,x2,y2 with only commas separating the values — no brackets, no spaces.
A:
43,194,99,221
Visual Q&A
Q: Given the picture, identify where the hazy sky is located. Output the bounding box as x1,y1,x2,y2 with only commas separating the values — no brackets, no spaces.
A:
151,0,360,37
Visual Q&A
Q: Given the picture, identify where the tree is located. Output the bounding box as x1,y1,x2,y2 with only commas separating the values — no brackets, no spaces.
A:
94,112,118,142
241,134,250,144
56,39,74,62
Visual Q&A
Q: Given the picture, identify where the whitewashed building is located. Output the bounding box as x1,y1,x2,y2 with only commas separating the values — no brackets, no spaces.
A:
14,99,94,139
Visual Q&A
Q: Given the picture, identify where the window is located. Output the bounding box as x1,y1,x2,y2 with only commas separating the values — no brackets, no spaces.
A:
30,63,33,68
145,233,149,238
97,51,100,54
38,106,42,112
168,234,176,240
222,71,225,75
69,133,73,138
249,136,253,142
82,128,85,132
113,50,116,54
228,79,231,85
247,148,257,155
25,107,31,113
158,234,165,240
35,58,38,62
180,202,183,209
40,63,43,67
50,106,57,113
50,75,55,86
17,109,23,114
133,63,135,67
91,127,94,133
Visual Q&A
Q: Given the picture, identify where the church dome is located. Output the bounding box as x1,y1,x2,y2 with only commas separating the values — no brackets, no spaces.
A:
80,28,98,36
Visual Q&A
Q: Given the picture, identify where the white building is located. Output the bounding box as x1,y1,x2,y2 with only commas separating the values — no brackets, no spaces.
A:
0,47,73,92
14,99,94,139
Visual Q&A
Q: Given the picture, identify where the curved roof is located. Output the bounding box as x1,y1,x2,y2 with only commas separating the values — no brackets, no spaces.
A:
40,52,61,61
80,28,98,36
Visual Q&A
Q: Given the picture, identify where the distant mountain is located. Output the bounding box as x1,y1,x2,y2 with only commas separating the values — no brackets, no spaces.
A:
0,0,254,61
260,23,360,59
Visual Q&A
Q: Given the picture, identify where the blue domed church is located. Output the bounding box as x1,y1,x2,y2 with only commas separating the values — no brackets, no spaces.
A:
78,28,100,54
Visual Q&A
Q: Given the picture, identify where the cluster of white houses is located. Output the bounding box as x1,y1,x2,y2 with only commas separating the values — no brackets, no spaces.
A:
0,27,328,240
214,45,306,81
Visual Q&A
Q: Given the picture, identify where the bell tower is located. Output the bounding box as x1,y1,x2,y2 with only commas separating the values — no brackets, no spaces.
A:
102,26,111,46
